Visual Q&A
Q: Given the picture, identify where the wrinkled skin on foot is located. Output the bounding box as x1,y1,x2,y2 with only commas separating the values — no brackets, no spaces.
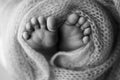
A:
0,0,120,80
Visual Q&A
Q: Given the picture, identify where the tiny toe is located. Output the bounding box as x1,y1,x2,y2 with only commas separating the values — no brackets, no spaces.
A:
67,13,79,25
78,16,86,25
81,21,90,30
83,28,91,35
22,32,31,40
47,16,57,32
82,36,89,44
31,17,37,25
31,17,40,29
26,23,34,32
38,16,46,29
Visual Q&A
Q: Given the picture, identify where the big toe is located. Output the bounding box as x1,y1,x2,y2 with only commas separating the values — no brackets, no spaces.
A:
47,16,57,32
67,13,79,25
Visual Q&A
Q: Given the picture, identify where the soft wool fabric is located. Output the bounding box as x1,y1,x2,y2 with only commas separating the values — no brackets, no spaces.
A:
0,0,120,80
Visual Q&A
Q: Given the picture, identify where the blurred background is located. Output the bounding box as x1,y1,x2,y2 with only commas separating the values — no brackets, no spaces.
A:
0,0,23,80
0,64,12,80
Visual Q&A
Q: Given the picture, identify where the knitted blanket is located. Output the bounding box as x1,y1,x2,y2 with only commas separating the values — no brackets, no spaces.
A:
0,0,120,80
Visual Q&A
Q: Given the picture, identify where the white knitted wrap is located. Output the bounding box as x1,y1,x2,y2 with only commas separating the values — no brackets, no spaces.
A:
1,0,120,80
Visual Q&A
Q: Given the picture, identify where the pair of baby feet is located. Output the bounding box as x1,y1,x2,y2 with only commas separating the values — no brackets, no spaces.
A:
22,13,91,60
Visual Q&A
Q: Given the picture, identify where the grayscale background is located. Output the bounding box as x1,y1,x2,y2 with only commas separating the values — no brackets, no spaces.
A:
0,64,12,80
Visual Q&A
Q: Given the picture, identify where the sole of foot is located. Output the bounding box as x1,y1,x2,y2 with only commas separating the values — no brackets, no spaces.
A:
59,13,91,51
22,16,58,60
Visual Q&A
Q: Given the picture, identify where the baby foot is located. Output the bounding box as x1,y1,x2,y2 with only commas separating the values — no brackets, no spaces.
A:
59,13,91,51
22,16,58,59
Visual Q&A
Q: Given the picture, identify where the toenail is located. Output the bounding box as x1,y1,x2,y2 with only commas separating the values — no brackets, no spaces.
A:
83,36,89,44
83,28,91,35
31,17,37,25
23,32,30,40
78,17,86,25
67,13,79,24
